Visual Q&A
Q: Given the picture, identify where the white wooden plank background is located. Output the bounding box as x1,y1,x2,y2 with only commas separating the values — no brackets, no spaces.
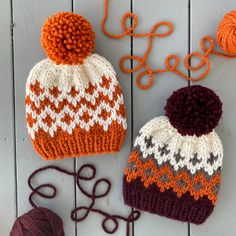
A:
12,0,76,235
0,0,16,234
73,1,132,236
0,0,236,235
190,0,236,235
132,1,189,235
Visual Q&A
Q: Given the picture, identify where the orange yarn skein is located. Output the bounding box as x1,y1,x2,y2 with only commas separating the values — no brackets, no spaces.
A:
217,10,236,55
102,0,236,89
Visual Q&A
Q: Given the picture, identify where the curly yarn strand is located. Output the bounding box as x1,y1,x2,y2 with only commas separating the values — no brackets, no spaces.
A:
11,164,140,236
102,0,236,90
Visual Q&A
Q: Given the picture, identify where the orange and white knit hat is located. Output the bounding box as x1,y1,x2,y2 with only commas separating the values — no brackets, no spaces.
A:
25,12,127,160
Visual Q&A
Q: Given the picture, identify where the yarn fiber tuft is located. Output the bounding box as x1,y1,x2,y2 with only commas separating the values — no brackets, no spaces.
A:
165,85,222,136
217,10,236,55
41,12,95,65
10,207,64,236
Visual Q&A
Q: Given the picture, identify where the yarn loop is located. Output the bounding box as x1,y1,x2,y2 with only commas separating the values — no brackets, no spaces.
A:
11,164,140,236
102,0,236,89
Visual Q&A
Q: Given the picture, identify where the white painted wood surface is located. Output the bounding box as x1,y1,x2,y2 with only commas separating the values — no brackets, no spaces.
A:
0,0,16,235
190,1,236,235
12,0,76,235
74,1,132,235
0,0,236,235
132,1,189,235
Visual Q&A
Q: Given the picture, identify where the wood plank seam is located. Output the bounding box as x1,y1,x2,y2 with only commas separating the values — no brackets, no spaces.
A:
188,0,191,234
130,0,135,235
10,0,18,221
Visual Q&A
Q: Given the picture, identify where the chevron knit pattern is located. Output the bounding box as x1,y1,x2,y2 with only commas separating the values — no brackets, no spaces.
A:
123,116,223,224
26,53,127,160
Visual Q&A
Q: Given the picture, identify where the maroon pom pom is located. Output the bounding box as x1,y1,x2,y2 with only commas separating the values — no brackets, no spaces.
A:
164,85,222,136
10,207,64,236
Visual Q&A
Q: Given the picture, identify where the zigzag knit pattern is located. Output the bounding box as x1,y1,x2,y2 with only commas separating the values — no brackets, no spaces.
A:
26,54,127,160
124,116,223,224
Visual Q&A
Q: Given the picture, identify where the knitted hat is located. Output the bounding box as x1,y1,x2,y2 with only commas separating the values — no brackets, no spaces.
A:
25,12,127,160
123,85,223,224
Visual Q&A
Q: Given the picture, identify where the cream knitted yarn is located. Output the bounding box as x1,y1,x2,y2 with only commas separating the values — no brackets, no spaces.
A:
133,116,223,176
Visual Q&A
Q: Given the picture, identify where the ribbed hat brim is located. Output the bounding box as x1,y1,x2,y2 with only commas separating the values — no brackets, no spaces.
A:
123,177,214,224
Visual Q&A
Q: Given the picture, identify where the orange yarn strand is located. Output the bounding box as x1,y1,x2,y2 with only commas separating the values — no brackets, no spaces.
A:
102,0,236,90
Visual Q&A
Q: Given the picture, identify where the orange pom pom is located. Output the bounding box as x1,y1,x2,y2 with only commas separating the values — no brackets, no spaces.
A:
41,12,95,65
216,10,236,55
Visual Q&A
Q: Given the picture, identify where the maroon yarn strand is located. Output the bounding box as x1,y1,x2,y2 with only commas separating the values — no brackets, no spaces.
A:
28,165,75,208
28,163,140,236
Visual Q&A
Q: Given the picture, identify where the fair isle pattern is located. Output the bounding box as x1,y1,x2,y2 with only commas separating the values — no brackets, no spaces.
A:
125,151,221,204
26,54,127,139
26,54,120,97
25,53,127,160
134,116,223,176
124,116,223,205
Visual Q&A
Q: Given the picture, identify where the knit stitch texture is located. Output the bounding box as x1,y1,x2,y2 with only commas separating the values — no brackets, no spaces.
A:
25,54,127,160
124,116,223,224
26,12,127,160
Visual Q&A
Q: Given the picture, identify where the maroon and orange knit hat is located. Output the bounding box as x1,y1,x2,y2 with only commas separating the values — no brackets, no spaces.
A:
25,12,127,160
123,85,223,224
